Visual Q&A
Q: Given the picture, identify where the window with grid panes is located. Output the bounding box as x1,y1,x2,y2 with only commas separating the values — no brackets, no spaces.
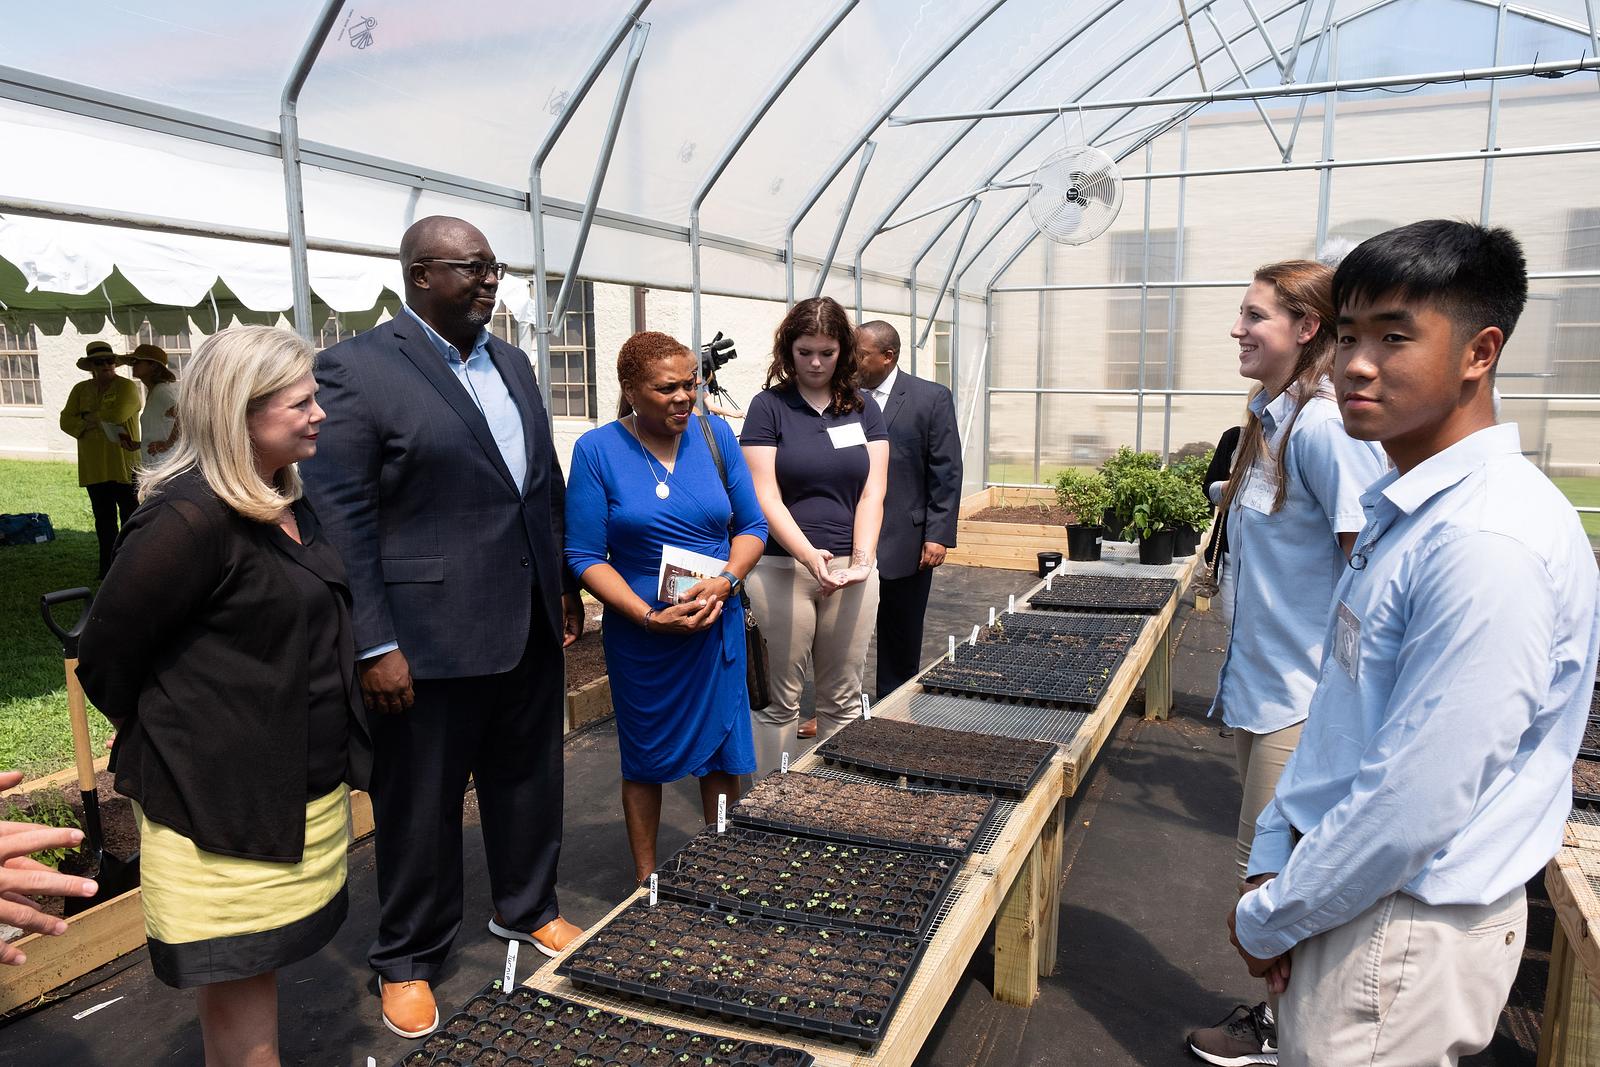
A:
126,320,193,377
1105,230,1181,391
1555,209,1600,394
932,324,952,388
0,323,41,405
486,283,597,419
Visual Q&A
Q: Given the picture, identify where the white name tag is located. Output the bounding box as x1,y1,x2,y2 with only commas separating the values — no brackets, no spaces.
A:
827,421,868,449
1237,464,1280,514
1333,601,1361,682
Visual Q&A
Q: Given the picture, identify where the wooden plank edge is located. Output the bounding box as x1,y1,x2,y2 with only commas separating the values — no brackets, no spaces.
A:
4,755,112,798
1548,850,1600,1005
0,889,145,1015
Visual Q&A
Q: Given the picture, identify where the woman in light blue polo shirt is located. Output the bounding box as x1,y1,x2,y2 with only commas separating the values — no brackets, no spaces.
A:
1188,260,1386,1061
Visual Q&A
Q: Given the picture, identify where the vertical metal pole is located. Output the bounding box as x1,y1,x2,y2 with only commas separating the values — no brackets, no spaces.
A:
908,266,918,376
854,246,865,322
1134,142,1153,453
1163,120,1190,461
1033,244,1048,483
279,0,346,340
1315,25,1338,252
811,142,877,300
951,284,961,429
1204,7,1289,159
918,201,981,351
551,23,650,326
1480,1,1508,224
1282,0,1337,162
983,289,994,489
529,2,653,415
1587,0,1600,92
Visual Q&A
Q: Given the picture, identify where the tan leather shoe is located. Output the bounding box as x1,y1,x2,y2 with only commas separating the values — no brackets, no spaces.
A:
488,914,585,958
378,977,438,1039
797,718,817,739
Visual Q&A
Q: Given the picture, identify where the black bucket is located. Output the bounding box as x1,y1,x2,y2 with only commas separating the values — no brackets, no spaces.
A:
1036,550,1064,577
1173,526,1202,556
1066,524,1103,562
1137,529,1176,566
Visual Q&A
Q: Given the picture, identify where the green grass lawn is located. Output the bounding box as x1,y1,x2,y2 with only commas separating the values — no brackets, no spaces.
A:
1552,477,1600,542
0,459,114,779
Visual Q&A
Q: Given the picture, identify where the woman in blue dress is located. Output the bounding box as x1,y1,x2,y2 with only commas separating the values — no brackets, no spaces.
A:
566,332,768,883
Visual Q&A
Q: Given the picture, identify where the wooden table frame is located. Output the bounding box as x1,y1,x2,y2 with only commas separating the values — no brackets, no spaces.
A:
1540,843,1600,1064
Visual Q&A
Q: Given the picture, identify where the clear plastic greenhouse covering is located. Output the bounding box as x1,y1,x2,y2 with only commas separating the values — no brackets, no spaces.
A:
0,0,1597,332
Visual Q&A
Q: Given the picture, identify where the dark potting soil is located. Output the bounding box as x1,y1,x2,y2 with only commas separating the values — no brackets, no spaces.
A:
565,603,608,692
556,899,922,1045
1583,716,1600,757
2,770,138,916
816,717,1055,797
732,771,994,856
967,503,1079,526
1573,757,1600,805
653,825,958,938
1025,574,1177,615
920,612,1145,710
402,984,814,1067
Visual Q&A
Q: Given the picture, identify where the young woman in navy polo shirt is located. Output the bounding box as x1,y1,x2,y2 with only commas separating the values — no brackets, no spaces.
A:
740,297,889,776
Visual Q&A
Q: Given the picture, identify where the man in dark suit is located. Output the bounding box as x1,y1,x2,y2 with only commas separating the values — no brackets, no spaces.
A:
856,321,963,698
302,216,585,1040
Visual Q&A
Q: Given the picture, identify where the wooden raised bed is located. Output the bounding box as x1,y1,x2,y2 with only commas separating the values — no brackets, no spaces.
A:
566,673,613,733
944,487,1067,573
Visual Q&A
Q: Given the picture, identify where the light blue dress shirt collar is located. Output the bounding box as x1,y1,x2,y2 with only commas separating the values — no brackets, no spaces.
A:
402,303,491,364
1374,422,1520,516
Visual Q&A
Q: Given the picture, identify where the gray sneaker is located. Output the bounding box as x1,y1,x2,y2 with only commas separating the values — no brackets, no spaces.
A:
1187,1002,1278,1066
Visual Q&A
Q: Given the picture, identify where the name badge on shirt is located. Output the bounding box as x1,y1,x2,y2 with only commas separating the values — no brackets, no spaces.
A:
826,422,868,449
1237,463,1280,514
1333,600,1361,682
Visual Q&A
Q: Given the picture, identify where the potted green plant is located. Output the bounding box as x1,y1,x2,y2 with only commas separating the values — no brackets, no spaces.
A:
1099,447,1162,539
1170,478,1212,556
1051,468,1110,561
1109,466,1181,565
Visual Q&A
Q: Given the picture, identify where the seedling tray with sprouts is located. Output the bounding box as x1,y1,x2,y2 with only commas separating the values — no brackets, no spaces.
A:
1575,755,1600,809
555,900,922,1046
919,613,1141,711
653,824,959,938
1582,714,1600,760
815,717,1055,798
731,770,996,857
403,984,814,1067
1025,574,1177,614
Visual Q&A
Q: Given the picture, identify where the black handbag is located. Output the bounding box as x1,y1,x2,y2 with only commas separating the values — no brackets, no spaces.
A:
697,414,772,709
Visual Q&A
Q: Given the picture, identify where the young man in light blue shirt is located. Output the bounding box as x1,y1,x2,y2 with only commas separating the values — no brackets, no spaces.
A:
1228,220,1600,1065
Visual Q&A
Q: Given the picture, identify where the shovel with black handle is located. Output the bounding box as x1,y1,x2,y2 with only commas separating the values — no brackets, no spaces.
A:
40,588,140,913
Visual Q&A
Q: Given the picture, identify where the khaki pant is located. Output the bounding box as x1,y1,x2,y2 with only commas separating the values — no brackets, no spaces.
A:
746,555,879,776
1278,887,1526,1066
1233,721,1304,880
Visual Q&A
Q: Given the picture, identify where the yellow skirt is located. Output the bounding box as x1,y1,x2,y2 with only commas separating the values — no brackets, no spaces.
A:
136,785,350,988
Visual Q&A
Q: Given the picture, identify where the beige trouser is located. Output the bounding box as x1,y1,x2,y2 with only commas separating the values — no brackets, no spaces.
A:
746,555,880,777
1233,721,1304,880
1278,886,1526,1066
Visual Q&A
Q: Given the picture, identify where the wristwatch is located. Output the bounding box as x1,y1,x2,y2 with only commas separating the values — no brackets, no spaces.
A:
718,570,744,597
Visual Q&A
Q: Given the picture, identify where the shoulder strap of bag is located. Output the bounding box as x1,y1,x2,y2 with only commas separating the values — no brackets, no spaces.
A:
697,411,728,486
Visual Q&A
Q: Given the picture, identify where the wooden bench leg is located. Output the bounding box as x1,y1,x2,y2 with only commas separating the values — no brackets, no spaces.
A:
1540,916,1600,1066
1143,625,1172,720
1036,800,1065,978
994,830,1042,1005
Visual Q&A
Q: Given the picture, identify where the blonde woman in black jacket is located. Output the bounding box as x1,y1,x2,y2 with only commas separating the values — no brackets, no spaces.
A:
78,325,371,1067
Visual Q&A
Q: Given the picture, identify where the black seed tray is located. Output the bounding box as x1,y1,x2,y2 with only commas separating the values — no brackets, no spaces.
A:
1582,715,1600,761
1025,574,1177,614
731,770,997,858
919,640,1130,710
402,981,815,1066
556,899,922,1047
653,824,960,939
1575,755,1600,810
994,609,1146,646
816,717,1056,799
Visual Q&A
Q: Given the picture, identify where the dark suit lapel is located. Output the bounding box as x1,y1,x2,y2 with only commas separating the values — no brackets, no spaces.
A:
391,316,519,494
882,374,912,430
487,338,543,495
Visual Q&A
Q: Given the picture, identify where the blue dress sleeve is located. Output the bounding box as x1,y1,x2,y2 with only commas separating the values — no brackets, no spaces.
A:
713,416,768,542
563,431,612,580
739,390,780,447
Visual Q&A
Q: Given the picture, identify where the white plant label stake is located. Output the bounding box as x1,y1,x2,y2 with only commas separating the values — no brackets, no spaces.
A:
948,635,956,662
717,793,727,834
1008,594,1016,614
1046,573,1055,591
988,607,996,627
969,624,980,646
781,750,790,773
860,692,872,719
503,939,519,991
649,873,658,906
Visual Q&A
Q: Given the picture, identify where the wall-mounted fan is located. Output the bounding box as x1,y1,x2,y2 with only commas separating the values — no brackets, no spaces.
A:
1026,144,1124,245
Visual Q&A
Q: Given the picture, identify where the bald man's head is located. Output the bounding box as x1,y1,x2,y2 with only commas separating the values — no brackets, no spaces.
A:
855,320,900,390
400,215,500,340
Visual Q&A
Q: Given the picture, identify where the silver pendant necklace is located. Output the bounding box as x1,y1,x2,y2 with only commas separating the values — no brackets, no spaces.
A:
632,415,677,500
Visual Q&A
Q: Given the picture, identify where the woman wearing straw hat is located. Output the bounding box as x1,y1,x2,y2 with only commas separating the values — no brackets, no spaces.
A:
57,340,142,578
118,343,181,470
78,325,372,1066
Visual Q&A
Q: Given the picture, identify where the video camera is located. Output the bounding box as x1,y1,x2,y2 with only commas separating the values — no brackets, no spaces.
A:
700,331,739,410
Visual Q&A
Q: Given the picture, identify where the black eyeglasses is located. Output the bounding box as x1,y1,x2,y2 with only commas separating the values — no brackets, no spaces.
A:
413,258,507,281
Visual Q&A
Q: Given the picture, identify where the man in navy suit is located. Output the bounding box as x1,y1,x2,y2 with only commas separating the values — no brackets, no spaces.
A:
856,321,963,698
302,216,585,1040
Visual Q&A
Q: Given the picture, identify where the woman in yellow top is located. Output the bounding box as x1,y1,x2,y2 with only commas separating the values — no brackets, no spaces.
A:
58,340,142,577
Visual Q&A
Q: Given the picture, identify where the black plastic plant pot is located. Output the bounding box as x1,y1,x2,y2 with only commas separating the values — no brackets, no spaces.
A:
1137,529,1175,565
1036,550,1063,577
730,770,997,857
652,824,960,939
399,981,816,1067
1172,525,1202,556
815,716,1056,799
554,899,921,1048
1574,755,1600,809
1065,524,1102,562
1101,507,1122,538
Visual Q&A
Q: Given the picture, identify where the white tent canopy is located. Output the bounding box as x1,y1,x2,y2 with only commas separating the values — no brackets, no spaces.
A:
1,0,1596,334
